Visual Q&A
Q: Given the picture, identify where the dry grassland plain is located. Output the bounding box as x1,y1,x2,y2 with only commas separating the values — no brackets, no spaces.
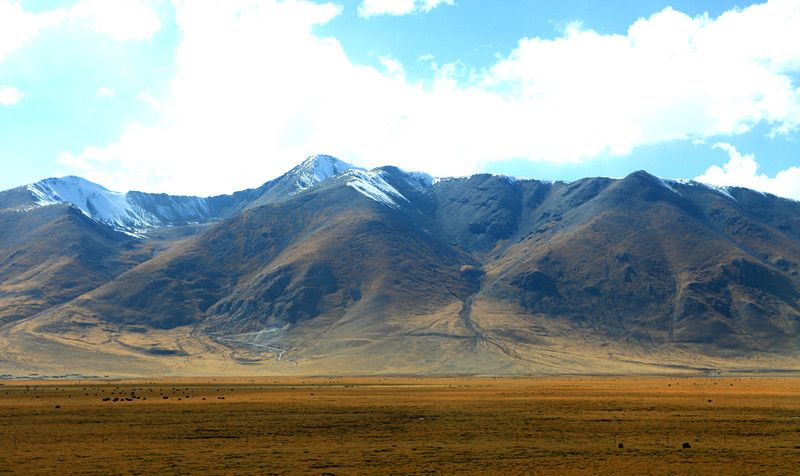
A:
1,376,799,475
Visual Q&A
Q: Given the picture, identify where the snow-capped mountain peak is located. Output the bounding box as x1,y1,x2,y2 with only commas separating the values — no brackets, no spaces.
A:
20,157,433,231
292,155,362,190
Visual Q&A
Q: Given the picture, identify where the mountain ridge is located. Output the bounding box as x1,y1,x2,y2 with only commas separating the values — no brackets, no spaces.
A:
7,157,797,235
1,156,799,376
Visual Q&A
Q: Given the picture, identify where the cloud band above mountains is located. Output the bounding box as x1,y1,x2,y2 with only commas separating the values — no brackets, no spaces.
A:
2,0,799,197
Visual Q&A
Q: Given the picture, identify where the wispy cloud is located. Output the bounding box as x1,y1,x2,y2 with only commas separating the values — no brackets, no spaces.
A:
96,87,116,98
0,85,25,105
136,90,161,111
358,0,454,18
0,0,161,61
378,55,406,79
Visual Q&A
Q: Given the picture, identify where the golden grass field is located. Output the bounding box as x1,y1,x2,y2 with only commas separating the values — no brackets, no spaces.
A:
1,376,799,475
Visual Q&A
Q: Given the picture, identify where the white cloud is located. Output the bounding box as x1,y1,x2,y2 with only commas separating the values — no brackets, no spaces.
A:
0,1,64,61
96,87,116,98
378,55,405,79
0,0,161,61
59,0,800,196
0,85,25,105
136,90,162,111
70,0,161,41
482,2,800,160
358,0,453,18
695,142,800,200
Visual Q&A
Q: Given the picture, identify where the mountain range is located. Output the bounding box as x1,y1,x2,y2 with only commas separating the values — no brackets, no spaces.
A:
1,155,799,376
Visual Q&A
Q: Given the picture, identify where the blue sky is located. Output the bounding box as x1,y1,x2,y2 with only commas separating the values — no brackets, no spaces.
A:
1,0,799,198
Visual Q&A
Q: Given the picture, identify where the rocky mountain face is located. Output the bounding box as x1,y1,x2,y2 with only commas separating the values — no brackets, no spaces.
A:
1,155,799,375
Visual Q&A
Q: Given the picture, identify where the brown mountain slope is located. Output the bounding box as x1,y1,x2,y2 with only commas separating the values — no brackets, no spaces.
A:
2,163,800,375
476,172,800,356
46,177,480,361
0,205,148,323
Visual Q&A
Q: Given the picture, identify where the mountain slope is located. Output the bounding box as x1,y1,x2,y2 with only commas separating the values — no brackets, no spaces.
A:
59,174,476,333
1,159,800,375
0,204,147,323
475,171,800,355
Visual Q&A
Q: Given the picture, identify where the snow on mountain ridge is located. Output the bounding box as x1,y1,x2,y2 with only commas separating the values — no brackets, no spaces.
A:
23,156,370,232
28,176,160,232
292,155,362,190
126,191,213,224
670,178,737,201
24,159,800,236
279,156,434,208
344,169,410,208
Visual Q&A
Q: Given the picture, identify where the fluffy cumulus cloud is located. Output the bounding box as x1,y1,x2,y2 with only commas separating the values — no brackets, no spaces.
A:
483,2,800,161
0,85,25,105
358,0,453,18
0,0,161,61
56,0,800,196
695,143,800,200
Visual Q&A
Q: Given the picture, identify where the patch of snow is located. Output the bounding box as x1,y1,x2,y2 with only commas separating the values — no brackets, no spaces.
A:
27,176,160,232
293,155,362,190
405,171,434,189
344,170,409,208
658,178,681,195
705,184,737,201
431,176,462,185
149,196,210,221
431,174,520,185
26,184,59,206
376,166,433,191
672,179,736,201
